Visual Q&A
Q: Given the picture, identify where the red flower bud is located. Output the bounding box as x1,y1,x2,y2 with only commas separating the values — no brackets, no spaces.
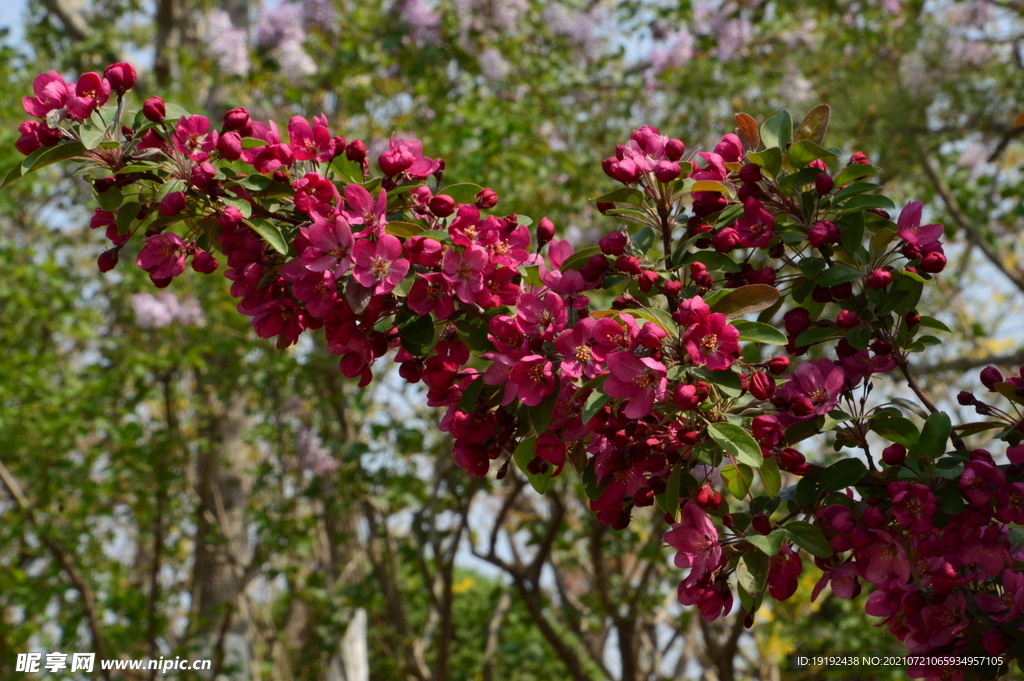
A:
614,255,642,275
158,191,186,216
848,151,870,166
536,217,556,248
791,398,815,418
219,206,244,227
749,371,775,400
191,249,219,274
811,286,833,303
738,163,762,184
766,355,790,375
904,312,920,327
218,131,242,161
673,383,700,411
815,172,834,195
778,447,806,471
866,268,892,289
653,160,681,183
665,138,685,161
870,340,892,355
830,282,853,299
596,201,614,214
808,220,840,248
475,188,498,209
957,390,977,406
919,252,946,273
663,280,682,297
711,227,739,253
143,96,166,122
737,183,763,201
428,194,456,217
97,248,119,272
882,443,906,466
638,270,659,292
103,62,137,94
751,513,772,535
980,366,1002,391
225,108,251,132
836,310,860,329
637,321,667,349
346,139,367,163
579,254,609,282
783,308,812,336
599,231,627,256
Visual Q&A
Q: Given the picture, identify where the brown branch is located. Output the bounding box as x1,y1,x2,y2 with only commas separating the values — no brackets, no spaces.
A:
919,151,1024,297
481,592,512,681
0,457,112,681
922,351,1024,374
39,0,92,42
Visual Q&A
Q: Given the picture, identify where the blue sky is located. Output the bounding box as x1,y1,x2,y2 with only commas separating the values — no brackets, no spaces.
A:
0,0,26,46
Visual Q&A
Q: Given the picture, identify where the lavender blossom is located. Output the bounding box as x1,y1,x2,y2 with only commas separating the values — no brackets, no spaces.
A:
206,10,251,77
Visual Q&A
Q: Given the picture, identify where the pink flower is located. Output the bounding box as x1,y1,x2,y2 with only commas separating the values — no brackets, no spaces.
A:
959,460,1005,508
407,273,455,319
853,531,911,583
487,223,532,267
897,201,943,246
378,134,440,178
282,267,338,317
241,120,295,173
508,355,556,406
137,233,187,279
604,351,667,418
665,502,722,575
476,266,520,308
22,71,69,118
351,235,410,294
251,298,306,349
66,72,111,119
442,245,489,304
516,292,567,340
173,116,218,162
994,482,1024,524
975,569,1024,623
812,560,859,601
300,214,354,277
888,481,936,533
733,198,775,249
554,318,606,379
292,172,339,212
342,183,387,239
774,359,845,421
678,577,732,622
683,312,740,370
593,314,639,351
288,115,335,162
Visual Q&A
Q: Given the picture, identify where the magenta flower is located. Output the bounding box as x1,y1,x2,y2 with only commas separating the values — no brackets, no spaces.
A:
284,268,338,317
378,135,440,179
912,592,967,649
241,120,295,173
555,318,606,379
734,198,775,249
508,355,556,406
975,569,1024,623
351,235,410,294
516,292,567,340
66,72,111,120
476,266,520,308
682,312,740,370
593,314,639,351
442,245,489,304
137,233,187,279
888,481,936,533
292,172,339,212
408,273,455,319
959,460,1006,508
300,214,354,278
342,183,387,239
853,531,911,583
995,482,1024,524
22,71,69,118
774,359,845,421
897,201,943,246
251,299,305,349
173,116,219,162
487,315,527,355
812,560,859,601
604,351,667,418
665,502,722,575
840,350,897,381
288,115,335,162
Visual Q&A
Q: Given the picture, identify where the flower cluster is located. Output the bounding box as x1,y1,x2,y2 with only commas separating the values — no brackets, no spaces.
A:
13,67,1022,678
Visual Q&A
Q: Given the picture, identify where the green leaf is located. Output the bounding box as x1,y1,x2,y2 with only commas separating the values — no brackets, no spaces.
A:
708,423,763,468
846,326,871,350
691,367,743,398
798,257,827,280
870,416,920,447
793,105,831,145
386,221,424,238
838,194,896,214
626,307,677,336
680,250,742,272
788,140,837,169
785,521,833,558
919,412,952,459
631,225,657,256
79,123,107,150
819,458,867,492
458,376,485,412
722,463,754,499
520,265,543,287
248,218,290,255
918,316,951,333
817,265,862,287
760,111,792,150
439,183,483,204
832,164,882,188
758,456,782,498
2,140,86,190
512,437,552,494
396,309,436,357
710,284,781,318
737,551,769,595
747,147,783,178
582,391,610,424
732,320,787,345
593,186,644,205
794,326,840,347
560,246,603,272
115,201,141,235
746,530,785,557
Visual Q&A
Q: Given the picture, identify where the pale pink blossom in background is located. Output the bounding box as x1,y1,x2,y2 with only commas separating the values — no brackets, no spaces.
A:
131,292,206,329
296,426,340,476
402,0,441,45
205,10,250,77
479,48,510,82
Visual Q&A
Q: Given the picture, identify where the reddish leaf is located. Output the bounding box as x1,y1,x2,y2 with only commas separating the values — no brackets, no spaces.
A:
735,113,760,152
